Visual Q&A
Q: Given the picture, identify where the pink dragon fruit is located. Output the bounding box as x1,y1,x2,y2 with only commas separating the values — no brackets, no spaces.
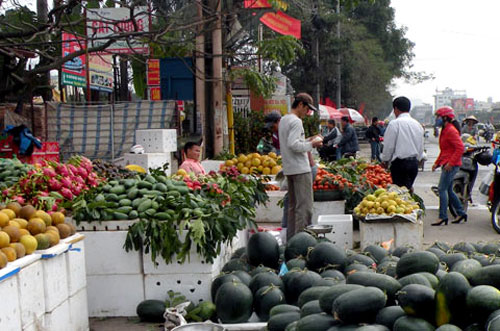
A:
49,178,63,191
43,167,57,178
56,164,70,177
39,191,49,197
77,167,88,178
12,196,25,204
60,188,74,200
67,164,78,175
74,176,85,186
61,177,72,189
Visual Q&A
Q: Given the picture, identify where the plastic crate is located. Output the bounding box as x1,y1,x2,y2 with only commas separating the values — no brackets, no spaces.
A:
317,214,353,249
135,129,177,153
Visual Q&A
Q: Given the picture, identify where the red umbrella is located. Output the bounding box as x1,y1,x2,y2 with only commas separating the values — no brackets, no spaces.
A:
319,104,342,120
338,108,365,123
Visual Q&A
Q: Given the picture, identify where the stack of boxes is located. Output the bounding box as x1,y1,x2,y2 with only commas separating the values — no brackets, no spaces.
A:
124,129,177,175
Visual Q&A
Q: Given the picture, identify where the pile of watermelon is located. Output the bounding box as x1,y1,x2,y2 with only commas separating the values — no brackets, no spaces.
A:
212,231,500,330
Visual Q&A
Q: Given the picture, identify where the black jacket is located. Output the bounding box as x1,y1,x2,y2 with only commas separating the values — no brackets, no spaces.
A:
365,124,381,142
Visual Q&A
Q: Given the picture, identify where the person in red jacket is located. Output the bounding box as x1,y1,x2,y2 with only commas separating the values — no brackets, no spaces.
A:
431,106,467,226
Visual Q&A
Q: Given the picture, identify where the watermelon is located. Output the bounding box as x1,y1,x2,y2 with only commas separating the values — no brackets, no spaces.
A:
332,286,387,323
466,285,500,322
435,271,471,327
396,284,435,322
254,285,286,321
136,299,166,322
249,271,284,294
396,251,440,278
211,274,242,301
306,242,347,272
375,306,406,329
215,282,253,323
247,232,280,269
284,232,317,261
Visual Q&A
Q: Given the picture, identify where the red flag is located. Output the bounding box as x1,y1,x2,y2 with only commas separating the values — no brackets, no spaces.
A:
260,11,301,39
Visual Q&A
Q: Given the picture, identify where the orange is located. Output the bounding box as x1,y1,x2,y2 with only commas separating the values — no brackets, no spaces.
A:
9,243,25,259
27,218,46,235
0,231,10,248
31,211,52,227
0,251,7,268
1,247,17,262
3,225,20,243
45,231,60,247
7,220,21,229
12,218,28,229
0,212,9,227
19,235,38,254
0,209,15,220
50,212,66,225
18,229,30,237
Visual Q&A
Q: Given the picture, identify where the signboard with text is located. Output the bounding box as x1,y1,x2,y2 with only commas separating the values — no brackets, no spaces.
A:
150,87,161,100
61,32,87,87
260,11,301,39
87,7,149,54
147,59,160,85
89,54,113,92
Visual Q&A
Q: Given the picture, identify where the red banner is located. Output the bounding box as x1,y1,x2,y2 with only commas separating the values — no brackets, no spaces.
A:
260,11,301,39
150,87,161,100
147,59,160,86
244,0,271,8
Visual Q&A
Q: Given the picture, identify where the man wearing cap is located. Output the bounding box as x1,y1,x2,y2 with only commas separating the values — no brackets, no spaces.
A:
279,93,323,240
381,96,424,191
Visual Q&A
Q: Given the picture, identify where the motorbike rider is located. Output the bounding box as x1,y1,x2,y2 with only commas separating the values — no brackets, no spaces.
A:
432,106,467,226
462,115,479,140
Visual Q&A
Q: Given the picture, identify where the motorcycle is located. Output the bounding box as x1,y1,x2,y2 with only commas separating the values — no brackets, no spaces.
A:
432,146,491,216
488,141,500,233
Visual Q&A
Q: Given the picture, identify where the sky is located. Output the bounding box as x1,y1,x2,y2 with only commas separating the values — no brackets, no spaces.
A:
390,0,500,106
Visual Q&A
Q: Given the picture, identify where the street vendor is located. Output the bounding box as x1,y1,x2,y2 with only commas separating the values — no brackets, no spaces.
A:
179,141,206,175
257,112,281,155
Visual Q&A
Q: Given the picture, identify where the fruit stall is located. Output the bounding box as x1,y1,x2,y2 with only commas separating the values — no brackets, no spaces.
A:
8,132,500,330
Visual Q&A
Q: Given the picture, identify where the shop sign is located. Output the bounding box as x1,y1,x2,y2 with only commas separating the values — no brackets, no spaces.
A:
150,87,161,100
147,59,160,85
89,54,113,92
87,7,150,54
61,32,87,87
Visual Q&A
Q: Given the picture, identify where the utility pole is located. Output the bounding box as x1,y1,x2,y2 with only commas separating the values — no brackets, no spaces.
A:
335,0,341,108
312,0,320,108
212,0,224,155
195,0,206,155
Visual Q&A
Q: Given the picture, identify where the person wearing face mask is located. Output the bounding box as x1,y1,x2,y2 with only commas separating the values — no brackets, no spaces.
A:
431,106,467,226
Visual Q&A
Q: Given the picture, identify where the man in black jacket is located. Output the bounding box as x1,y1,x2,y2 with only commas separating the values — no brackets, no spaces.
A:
319,119,340,161
365,117,381,162
336,116,359,158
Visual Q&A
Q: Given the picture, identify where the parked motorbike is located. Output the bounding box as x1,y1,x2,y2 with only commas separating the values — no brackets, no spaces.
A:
432,146,491,215
488,141,500,233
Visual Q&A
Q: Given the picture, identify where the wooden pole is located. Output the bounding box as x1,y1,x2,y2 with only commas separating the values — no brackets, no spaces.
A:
212,0,224,155
195,0,206,156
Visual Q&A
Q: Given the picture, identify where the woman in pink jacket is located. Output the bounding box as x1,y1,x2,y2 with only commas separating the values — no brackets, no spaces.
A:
431,106,467,226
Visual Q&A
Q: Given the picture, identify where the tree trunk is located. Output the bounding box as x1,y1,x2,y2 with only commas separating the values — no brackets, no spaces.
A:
119,57,129,101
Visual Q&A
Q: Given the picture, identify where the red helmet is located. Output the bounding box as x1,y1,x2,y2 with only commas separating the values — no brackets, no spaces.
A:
436,106,455,119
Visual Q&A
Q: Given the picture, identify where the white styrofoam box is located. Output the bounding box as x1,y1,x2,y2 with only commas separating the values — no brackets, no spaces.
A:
69,287,89,331
66,240,87,296
17,260,45,328
71,219,137,232
201,160,224,173
317,215,353,249
0,273,21,330
42,253,69,312
44,300,70,331
312,200,345,225
124,152,172,174
145,272,214,304
359,219,424,250
87,274,145,317
143,240,229,275
136,129,177,153
9,254,40,269
84,231,142,275
231,229,249,251
22,315,45,331
255,191,286,224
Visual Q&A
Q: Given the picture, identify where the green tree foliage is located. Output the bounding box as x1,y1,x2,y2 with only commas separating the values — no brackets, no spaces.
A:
283,0,417,118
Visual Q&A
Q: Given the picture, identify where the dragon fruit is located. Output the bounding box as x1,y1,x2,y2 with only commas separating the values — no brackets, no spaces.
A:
60,188,74,200
49,178,63,191
43,167,57,178
56,164,70,177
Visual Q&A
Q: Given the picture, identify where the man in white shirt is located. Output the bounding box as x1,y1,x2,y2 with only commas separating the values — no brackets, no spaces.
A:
381,96,424,191
279,93,323,240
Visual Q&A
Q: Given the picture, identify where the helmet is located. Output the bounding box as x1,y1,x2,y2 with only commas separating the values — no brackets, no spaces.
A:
464,115,478,124
476,150,492,166
130,144,145,154
435,106,455,119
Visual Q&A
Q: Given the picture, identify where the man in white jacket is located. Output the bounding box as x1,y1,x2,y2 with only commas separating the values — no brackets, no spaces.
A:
279,93,323,239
